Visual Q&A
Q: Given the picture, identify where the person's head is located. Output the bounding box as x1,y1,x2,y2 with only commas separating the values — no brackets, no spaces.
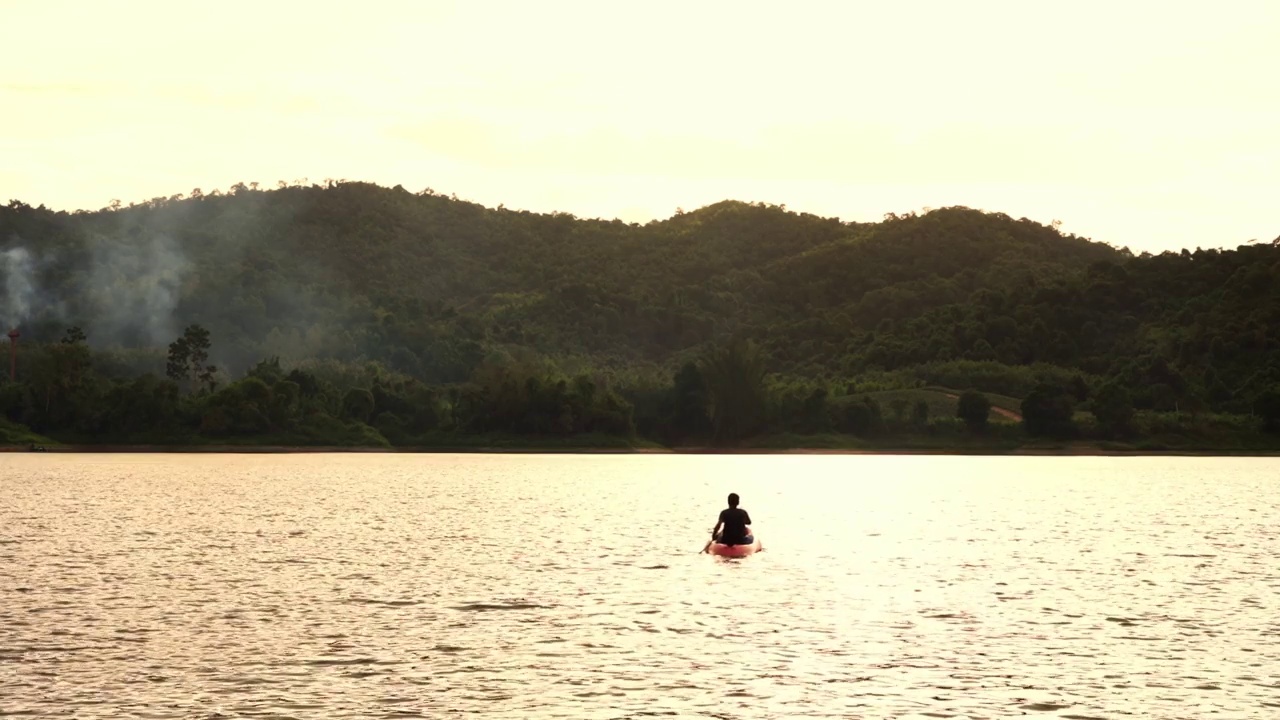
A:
727,493,740,508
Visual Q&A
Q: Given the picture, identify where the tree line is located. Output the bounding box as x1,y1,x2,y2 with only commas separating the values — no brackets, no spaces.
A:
3,325,1278,449
2,183,1279,448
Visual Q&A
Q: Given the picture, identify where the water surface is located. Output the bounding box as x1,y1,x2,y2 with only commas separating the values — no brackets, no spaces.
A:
2,453,1279,718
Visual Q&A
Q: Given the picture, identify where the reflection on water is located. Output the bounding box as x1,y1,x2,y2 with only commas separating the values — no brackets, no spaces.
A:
2,453,1280,718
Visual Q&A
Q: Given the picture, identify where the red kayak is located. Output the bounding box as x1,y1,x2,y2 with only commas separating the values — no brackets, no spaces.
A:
705,535,762,558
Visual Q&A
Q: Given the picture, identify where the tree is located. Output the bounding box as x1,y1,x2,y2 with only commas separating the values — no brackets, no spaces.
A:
166,324,217,394
165,339,188,384
832,395,882,435
248,357,285,385
667,362,710,441
19,326,97,430
1148,382,1178,412
957,390,991,432
1091,382,1134,438
699,338,769,443
969,339,996,360
102,374,180,436
1021,383,1077,437
911,399,930,427
798,387,830,433
1069,375,1090,402
286,368,321,398
61,327,86,345
269,380,301,429
1256,387,1280,434
55,326,91,387
342,388,375,423
889,398,909,423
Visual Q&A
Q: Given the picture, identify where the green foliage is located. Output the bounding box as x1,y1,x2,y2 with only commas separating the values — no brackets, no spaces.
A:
957,390,991,431
664,362,711,442
699,338,769,444
911,362,1089,400
1021,383,1077,438
911,399,930,427
2,184,1280,451
1256,387,1280,434
454,359,635,437
1091,382,1135,438
166,324,216,393
341,388,375,424
831,395,883,435
249,357,286,385
0,417,57,446
861,389,937,422
99,374,182,438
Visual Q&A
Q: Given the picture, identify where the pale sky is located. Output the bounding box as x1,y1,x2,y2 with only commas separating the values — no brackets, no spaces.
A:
2,0,1278,253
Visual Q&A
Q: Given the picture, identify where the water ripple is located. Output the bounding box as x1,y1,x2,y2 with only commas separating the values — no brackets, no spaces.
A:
2,453,1280,718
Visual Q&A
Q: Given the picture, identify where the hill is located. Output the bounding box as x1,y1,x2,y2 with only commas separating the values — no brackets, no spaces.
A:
2,181,1279,450
0,183,1125,377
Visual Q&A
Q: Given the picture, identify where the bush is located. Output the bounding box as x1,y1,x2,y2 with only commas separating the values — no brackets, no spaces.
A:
1091,383,1134,438
1021,383,1077,437
956,390,991,431
1256,388,1280,434
831,396,883,435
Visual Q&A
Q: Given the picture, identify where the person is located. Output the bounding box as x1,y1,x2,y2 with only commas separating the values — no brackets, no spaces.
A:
711,493,753,546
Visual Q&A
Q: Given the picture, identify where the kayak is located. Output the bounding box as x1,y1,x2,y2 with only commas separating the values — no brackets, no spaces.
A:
706,536,762,558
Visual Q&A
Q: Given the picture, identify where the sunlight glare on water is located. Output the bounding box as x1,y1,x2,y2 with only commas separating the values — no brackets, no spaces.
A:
2,453,1280,718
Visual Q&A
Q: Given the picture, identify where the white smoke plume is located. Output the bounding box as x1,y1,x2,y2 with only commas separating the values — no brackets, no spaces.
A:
1,247,36,331
0,230,190,346
85,233,191,346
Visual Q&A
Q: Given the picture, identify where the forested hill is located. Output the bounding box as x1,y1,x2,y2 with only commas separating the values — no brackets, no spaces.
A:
2,180,1279,415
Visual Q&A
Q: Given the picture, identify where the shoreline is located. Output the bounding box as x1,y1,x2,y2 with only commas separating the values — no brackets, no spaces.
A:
4,443,1280,457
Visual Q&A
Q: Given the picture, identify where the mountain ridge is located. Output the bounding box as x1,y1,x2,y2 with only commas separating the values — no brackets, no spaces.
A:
1,182,1275,410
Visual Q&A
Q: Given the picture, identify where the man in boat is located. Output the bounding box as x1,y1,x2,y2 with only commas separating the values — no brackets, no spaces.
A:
711,493,753,546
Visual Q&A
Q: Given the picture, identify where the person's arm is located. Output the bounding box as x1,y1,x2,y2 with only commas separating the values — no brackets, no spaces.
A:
712,510,724,539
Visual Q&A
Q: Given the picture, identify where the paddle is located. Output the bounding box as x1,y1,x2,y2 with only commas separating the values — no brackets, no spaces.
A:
700,527,717,554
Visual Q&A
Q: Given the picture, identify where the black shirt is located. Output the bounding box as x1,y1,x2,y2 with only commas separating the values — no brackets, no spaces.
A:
718,507,752,543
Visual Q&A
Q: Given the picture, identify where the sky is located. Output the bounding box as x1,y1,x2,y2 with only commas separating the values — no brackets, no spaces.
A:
2,0,1278,254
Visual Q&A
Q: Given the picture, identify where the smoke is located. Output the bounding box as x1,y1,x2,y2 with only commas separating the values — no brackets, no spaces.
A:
85,233,191,346
0,247,36,330
0,229,190,347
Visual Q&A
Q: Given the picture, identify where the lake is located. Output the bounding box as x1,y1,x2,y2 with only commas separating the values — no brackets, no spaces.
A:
2,453,1279,718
